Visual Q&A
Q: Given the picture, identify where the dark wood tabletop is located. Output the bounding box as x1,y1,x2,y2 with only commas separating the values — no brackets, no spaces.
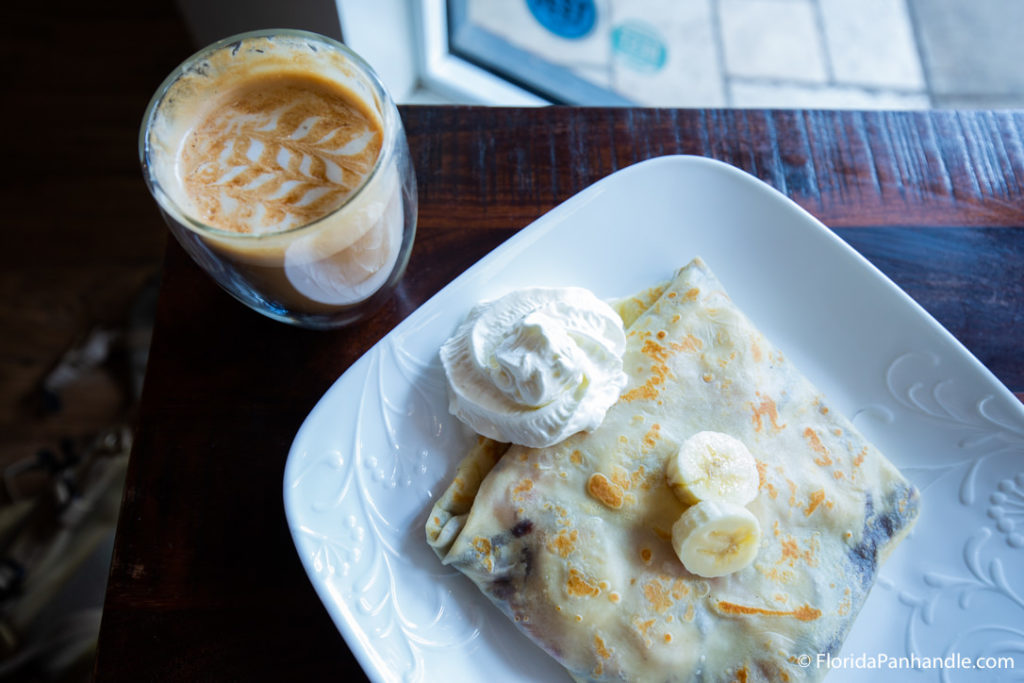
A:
94,106,1023,680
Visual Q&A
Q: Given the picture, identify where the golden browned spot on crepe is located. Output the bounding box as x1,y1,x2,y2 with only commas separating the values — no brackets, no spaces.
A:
640,548,653,564
786,479,798,506
676,335,702,353
716,600,823,621
752,340,764,363
718,350,738,369
643,340,672,364
731,666,749,683
755,460,767,490
794,605,824,621
630,465,658,491
641,423,661,451
610,465,631,490
552,504,571,526
751,393,786,432
780,538,800,564
587,472,625,509
547,528,579,558
854,447,867,467
657,337,701,361
764,566,796,584
512,479,533,496
622,337,700,402
472,537,493,572
450,478,475,506
684,288,700,302
621,379,660,403
777,534,819,569
633,616,656,634
594,635,611,659
784,481,833,517
803,428,833,466
643,579,675,614
805,489,826,516
838,588,852,616
567,568,601,597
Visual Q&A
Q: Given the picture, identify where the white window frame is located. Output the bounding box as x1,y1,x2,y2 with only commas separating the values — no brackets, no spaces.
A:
335,0,550,105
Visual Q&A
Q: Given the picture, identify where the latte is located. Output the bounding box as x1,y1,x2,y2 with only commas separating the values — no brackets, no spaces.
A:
141,31,416,326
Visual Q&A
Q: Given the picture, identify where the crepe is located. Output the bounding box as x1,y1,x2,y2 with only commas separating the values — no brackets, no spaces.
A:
426,258,919,682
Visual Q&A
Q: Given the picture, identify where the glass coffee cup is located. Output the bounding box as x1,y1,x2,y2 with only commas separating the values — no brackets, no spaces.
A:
140,29,417,328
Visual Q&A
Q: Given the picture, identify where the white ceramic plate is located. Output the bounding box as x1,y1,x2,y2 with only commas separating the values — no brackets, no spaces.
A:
284,156,1024,682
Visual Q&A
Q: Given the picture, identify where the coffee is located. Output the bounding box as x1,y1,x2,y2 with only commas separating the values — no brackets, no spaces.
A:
141,31,416,327
179,72,383,235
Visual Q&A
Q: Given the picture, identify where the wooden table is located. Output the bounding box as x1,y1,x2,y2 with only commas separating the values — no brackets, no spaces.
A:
94,107,1023,680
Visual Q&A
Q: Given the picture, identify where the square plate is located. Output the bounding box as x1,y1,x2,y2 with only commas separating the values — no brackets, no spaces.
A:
284,155,1024,682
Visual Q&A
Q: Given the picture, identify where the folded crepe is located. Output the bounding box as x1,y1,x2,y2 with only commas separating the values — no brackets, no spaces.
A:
426,258,919,682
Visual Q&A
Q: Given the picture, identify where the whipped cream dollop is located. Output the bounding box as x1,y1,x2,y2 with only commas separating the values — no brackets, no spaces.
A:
440,287,628,448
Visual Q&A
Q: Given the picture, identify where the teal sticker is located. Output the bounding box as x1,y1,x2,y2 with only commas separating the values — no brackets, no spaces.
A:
526,0,597,39
611,21,667,73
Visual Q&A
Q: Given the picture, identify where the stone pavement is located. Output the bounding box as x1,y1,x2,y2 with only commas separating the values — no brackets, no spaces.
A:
714,0,1024,109
713,0,927,108
418,0,1024,109
908,0,1024,108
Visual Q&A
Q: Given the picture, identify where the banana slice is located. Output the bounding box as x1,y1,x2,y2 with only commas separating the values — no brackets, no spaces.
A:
672,500,761,578
665,431,759,506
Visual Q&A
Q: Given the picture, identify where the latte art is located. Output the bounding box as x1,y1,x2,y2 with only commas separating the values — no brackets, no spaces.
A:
179,73,383,234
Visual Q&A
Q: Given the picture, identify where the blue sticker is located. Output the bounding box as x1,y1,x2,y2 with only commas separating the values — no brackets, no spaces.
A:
611,21,667,73
526,0,597,40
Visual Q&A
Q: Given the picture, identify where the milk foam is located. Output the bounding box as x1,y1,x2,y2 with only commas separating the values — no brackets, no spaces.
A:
178,74,383,235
